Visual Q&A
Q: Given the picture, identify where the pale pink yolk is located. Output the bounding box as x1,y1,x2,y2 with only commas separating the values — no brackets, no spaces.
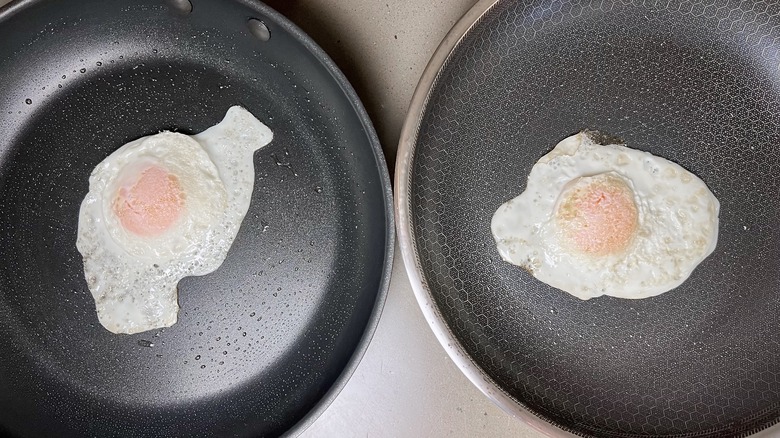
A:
555,173,638,256
112,165,185,237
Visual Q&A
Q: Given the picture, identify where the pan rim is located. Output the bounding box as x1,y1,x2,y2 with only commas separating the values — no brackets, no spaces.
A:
0,0,395,436
235,1,396,436
393,0,780,437
394,0,568,436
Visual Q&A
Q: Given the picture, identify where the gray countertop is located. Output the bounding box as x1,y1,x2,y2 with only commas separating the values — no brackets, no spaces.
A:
262,1,541,437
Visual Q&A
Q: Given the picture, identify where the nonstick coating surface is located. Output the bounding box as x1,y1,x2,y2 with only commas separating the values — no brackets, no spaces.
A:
0,0,392,436
403,0,780,436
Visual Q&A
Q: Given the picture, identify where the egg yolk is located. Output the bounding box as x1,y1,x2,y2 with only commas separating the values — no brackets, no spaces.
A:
113,165,185,237
555,173,638,256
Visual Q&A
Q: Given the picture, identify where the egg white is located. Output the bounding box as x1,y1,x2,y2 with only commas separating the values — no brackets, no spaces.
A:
76,106,273,334
491,132,720,300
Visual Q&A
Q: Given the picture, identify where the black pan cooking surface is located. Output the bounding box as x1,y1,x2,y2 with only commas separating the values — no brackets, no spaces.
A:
0,0,393,436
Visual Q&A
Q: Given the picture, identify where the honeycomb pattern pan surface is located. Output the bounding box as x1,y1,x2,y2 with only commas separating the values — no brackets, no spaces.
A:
396,0,780,436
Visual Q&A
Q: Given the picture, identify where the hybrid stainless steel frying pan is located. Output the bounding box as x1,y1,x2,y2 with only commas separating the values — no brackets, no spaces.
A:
397,0,780,436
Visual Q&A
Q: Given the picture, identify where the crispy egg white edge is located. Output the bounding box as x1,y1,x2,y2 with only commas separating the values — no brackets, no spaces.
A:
491,132,720,300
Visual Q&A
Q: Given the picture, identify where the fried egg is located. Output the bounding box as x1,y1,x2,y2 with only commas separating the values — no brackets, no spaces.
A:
491,132,719,300
76,106,273,334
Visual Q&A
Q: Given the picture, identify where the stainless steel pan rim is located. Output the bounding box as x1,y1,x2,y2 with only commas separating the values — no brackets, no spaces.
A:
395,0,569,435
394,0,780,436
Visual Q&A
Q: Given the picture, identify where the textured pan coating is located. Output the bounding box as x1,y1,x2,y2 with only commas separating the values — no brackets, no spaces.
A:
404,0,780,436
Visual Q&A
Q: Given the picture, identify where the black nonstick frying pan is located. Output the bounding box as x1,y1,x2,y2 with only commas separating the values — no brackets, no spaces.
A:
0,0,393,436
397,0,780,437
